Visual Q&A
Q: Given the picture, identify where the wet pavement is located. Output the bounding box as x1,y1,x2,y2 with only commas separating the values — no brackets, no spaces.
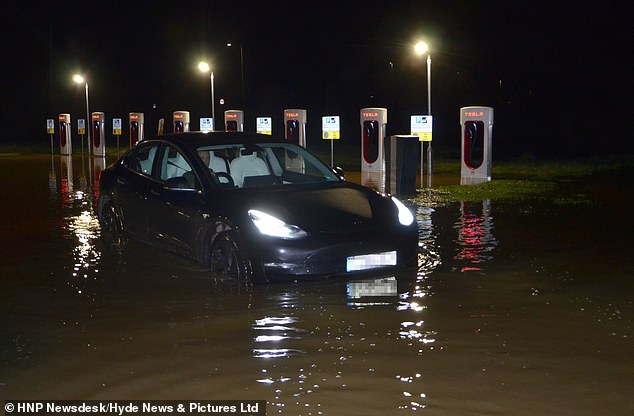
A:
1,154,632,415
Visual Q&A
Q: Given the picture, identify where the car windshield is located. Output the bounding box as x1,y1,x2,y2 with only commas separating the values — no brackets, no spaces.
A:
194,142,341,189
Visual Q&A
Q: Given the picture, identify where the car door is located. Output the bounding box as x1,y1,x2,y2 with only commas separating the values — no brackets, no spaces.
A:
115,143,160,237
146,144,207,257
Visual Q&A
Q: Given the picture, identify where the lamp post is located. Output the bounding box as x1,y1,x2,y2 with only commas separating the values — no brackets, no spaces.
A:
73,73,91,156
226,42,245,109
414,41,432,188
198,61,215,130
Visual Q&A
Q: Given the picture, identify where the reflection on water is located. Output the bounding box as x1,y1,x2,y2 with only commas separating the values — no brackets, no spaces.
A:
346,276,398,307
49,155,106,299
66,196,101,298
453,199,498,272
60,155,73,207
253,315,306,359
396,205,440,315
416,206,441,274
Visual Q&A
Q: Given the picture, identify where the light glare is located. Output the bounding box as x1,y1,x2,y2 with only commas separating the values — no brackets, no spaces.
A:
248,209,307,239
414,41,429,56
72,74,85,84
198,61,210,73
392,197,415,226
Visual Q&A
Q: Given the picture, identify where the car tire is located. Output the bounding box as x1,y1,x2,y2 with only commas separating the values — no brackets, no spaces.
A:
210,233,254,283
99,197,123,236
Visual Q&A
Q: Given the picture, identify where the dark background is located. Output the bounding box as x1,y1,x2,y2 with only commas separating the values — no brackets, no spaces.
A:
2,0,632,158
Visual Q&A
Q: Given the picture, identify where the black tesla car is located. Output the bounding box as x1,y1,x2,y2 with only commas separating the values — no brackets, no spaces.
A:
97,132,418,283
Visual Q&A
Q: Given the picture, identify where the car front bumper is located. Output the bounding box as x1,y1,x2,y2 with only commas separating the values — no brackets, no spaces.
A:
250,229,418,279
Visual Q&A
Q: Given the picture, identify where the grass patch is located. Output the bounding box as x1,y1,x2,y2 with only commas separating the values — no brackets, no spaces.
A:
413,154,634,205
414,179,559,205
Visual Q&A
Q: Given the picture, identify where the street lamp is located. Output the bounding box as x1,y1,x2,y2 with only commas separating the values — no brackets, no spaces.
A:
414,41,432,188
73,73,91,156
226,42,245,109
198,61,215,130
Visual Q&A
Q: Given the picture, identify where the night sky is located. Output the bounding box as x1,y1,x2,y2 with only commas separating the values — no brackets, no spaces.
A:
3,1,632,158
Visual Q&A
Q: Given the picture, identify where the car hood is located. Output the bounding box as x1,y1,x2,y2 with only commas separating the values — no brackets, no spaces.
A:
224,183,395,233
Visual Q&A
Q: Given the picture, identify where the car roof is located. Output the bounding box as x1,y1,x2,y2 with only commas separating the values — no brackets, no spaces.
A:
144,131,285,151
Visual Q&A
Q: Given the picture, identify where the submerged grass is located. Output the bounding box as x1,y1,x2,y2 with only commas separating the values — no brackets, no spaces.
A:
416,179,559,205
414,155,634,205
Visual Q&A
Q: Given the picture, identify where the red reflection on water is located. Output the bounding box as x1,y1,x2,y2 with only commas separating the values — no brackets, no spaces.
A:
454,200,497,272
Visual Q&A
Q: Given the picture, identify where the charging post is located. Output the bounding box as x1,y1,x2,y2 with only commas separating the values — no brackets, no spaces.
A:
58,113,72,155
460,106,494,185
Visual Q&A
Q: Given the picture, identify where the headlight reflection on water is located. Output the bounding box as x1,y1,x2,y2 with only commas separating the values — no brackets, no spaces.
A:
252,316,306,360
388,204,440,411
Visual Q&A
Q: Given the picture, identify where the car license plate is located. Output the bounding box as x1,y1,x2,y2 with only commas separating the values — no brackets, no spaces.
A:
347,277,398,299
346,251,397,272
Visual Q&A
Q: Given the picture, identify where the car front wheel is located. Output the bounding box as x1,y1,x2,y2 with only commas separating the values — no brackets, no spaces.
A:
210,233,254,283
99,198,123,236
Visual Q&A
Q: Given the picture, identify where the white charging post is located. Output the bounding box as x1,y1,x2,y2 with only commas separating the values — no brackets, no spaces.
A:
58,113,72,156
224,110,244,132
173,111,190,133
129,112,144,146
360,108,388,191
460,106,494,185
91,112,106,157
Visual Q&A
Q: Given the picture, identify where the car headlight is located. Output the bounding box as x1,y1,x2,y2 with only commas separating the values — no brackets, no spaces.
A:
248,209,307,239
391,197,414,226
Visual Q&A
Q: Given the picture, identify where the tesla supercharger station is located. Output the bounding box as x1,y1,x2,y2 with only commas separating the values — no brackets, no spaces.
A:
225,110,244,132
173,111,190,133
284,109,307,172
360,108,387,191
460,106,494,185
284,109,307,147
129,112,144,146
91,112,106,157
58,113,72,155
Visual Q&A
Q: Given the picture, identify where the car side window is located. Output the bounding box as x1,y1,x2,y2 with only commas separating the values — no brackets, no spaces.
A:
159,146,197,188
124,144,159,176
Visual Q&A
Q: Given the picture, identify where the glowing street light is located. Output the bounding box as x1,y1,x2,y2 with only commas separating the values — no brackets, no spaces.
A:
414,41,432,187
73,73,91,155
414,41,431,116
226,42,245,108
198,61,215,130
414,41,429,56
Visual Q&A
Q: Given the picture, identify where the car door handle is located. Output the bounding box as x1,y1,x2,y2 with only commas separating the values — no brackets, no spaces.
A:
116,178,128,185
150,189,160,197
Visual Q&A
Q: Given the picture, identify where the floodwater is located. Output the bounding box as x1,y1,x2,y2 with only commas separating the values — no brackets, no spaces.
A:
1,154,632,415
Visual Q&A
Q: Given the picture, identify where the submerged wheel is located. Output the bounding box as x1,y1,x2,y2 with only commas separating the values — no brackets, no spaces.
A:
210,233,253,283
98,197,126,247
99,199,122,235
